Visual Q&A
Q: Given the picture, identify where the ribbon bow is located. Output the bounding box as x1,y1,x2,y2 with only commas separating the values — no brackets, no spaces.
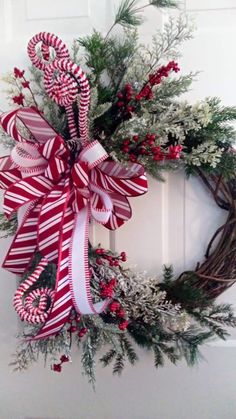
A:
0,32,148,339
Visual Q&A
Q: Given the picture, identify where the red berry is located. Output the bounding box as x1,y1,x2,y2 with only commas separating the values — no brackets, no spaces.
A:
60,355,70,363
122,146,130,153
110,301,121,312
117,101,124,107
109,278,116,286
133,135,139,142
129,154,137,162
125,83,132,91
117,92,123,99
153,154,163,161
101,288,113,298
126,105,133,112
95,248,105,254
120,251,127,262
151,146,161,155
114,260,119,266
117,309,125,318
68,325,77,333
52,363,62,372
78,327,88,338
123,139,130,146
119,320,129,330
96,258,103,265
140,147,147,155
109,260,114,267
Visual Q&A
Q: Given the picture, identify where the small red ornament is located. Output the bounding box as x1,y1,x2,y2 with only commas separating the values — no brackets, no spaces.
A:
133,135,139,142
96,258,103,265
117,101,124,107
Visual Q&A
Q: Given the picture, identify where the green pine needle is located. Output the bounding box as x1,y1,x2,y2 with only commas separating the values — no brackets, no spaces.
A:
113,353,125,375
114,0,144,29
149,0,178,7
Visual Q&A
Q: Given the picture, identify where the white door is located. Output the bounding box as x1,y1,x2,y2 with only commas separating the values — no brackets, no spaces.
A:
0,1,236,418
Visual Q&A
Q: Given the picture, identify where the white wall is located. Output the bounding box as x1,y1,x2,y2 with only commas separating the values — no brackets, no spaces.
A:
0,1,236,418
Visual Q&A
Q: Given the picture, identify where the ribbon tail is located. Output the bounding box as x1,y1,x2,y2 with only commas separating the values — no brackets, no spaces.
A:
70,207,109,314
32,200,74,340
2,202,41,274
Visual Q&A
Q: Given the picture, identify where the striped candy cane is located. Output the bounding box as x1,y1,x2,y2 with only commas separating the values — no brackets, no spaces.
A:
28,33,78,140
13,257,55,324
27,32,70,71
44,59,90,145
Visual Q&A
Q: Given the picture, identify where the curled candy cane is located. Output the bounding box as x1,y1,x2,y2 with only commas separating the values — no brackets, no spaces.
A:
44,59,90,145
13,258,55,324
27,32,70,71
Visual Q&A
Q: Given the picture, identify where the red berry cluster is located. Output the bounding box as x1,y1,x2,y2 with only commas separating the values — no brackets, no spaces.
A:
100,278,116,298
135,61,180,101
95,247,127,267
121,133,182,162
122,133,157,162
116,83,134,115
52,354,70,373
109,300,129,330
66,312,88,339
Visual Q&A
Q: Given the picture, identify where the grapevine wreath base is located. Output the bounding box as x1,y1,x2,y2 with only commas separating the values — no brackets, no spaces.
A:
0,1,236,385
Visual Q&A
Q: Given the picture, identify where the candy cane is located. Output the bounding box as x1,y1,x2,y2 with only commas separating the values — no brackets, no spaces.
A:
44,59,90,146
13,258,55,324
28,32,78,140
27,32,70,71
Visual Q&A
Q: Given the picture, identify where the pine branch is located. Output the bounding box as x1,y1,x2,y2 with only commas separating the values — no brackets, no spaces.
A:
121,335,139,364
81,334,96,387
100,349,117,367
149,0,178,7
110,0,144,34
153,345,164,367
113,353,125,375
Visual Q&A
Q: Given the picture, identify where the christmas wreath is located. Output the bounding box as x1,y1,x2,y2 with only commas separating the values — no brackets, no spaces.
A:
0,1,236,385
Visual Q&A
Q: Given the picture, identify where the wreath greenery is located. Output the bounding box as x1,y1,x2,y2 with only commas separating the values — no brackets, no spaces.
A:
1,0,236,385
